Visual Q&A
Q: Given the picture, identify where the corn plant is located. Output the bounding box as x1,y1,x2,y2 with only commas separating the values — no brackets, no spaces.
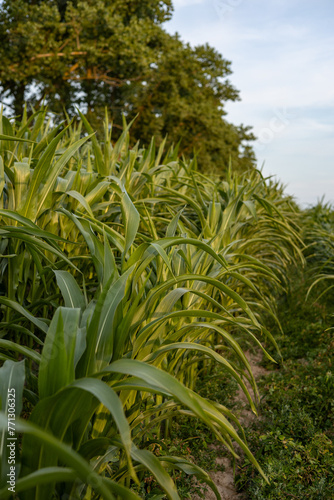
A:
303,201,334,302
0,111,305,499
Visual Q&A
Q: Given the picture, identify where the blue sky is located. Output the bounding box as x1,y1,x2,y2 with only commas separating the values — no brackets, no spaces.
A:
164,0,334,206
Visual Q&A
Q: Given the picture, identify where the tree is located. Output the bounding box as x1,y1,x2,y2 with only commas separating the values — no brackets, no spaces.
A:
0,0,255,173
127,39,255,172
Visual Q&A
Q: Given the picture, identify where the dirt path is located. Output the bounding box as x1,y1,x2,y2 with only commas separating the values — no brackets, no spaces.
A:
193,350,268,500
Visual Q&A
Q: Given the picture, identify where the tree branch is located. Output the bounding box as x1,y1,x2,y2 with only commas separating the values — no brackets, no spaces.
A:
30,51,87,60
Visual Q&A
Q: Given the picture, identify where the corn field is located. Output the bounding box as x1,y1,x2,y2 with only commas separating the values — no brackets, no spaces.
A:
0,109,306,499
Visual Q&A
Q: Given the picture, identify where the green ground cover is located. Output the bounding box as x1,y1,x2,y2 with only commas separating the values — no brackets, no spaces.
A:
236,272,334,499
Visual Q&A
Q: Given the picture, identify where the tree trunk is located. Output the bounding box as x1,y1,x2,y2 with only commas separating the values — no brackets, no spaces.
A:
12,83,26,118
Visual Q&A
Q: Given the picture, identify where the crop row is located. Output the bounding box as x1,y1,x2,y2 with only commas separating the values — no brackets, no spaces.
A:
0,109,303,499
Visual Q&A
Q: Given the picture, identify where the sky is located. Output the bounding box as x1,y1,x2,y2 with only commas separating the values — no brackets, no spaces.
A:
164,0,334,206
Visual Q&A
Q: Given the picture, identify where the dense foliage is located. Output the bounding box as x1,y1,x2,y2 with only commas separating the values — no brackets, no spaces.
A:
236,265,334,499
0,110,304,499
161,206,334,499
0,0,255,173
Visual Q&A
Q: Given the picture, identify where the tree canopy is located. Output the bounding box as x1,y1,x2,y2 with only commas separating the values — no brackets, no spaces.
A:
0,0,255,172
